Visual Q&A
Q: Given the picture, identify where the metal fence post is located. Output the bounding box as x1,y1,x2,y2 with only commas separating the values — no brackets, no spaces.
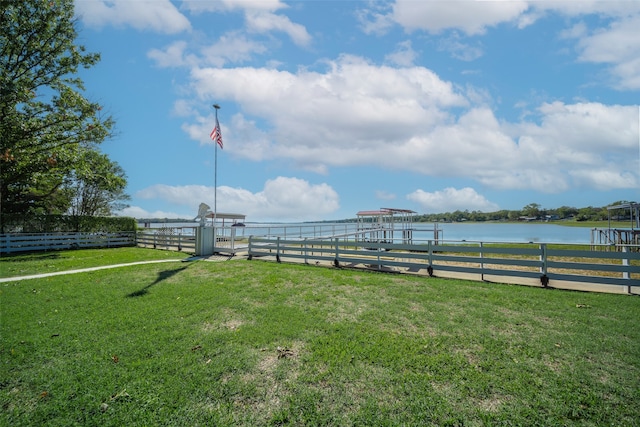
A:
479,242,484,281
427,240,434,277
303,239,308,264
276,236,281,263
539,243,549,287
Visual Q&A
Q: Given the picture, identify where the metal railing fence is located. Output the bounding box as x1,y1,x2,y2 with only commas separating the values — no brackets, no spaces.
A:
248,236,640,294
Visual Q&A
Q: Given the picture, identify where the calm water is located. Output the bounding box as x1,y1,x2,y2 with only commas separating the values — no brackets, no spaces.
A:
432,222,591,244
142,221,596,244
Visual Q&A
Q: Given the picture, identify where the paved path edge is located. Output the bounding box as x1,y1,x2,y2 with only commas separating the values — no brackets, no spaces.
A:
0,259,184,283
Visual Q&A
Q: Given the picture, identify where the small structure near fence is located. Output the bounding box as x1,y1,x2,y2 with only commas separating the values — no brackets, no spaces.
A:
591,202,640,250
196,211,246,256
356,207,442,245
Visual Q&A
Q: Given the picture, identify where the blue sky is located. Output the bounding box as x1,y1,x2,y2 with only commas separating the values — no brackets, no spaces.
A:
73,0,640,222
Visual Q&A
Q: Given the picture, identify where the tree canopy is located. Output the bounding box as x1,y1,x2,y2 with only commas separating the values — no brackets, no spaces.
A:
414,201,636,223
0,0,127,216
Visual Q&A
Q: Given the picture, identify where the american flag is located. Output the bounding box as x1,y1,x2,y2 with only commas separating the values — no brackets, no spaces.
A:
210,116,223,149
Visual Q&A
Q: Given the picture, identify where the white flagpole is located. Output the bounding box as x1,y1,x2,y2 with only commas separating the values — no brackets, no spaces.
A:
213,104,220,250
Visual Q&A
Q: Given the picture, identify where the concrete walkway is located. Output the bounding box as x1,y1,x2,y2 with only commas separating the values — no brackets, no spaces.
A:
0,254,242,283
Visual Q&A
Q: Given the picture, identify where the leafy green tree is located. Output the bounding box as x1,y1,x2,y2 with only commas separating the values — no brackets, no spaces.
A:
554,205,578,219
522,203,541,218
0,0,117,215
576,206,606,221
65,151,130,217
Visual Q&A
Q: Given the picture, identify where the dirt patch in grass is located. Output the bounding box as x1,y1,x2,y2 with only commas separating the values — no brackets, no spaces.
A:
236,342,305,421
474,394,509,413
201,308,246,332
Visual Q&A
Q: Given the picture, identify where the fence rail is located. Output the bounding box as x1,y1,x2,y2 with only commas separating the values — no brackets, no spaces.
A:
1,232,135,254
248,236,640,294
136,230,196,253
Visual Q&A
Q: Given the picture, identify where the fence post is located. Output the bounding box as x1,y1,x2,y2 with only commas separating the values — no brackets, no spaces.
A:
427,240,434,277
334,237,340,267
622,246,631,294
303,239,308,264
479,242,484,281
539,243,549,287
247,235,253,260
276,236,281,263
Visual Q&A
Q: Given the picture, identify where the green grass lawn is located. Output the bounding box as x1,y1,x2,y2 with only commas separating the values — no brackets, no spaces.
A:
554,220,631,229
1,255,639,426
0,247,189,278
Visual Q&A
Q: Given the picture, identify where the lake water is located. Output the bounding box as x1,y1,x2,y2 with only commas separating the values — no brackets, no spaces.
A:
431,222,591,244
141,221,597,244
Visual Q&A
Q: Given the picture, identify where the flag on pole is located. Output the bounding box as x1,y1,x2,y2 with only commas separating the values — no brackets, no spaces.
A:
210,116,223,149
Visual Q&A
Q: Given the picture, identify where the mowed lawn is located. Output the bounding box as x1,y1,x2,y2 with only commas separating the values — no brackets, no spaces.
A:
1,249,639,426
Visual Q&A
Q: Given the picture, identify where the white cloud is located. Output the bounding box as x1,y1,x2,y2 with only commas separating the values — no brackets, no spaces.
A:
133,178,340,221
75,0,191,33
369,0,640,36
183,55,638,194
148,41,193,68
569,169,638,191
148,33,269,69
407,187,499,213
510,102,640,191
572,15,640,90
181,0,310,47
356,1,395,35
180,113,229,147
245,11,311,47
182,0,287,14
390,0,530,35
190,54,467,129
200,33,269,67
116,206,185,219
385,40,418,67
367,1,640,89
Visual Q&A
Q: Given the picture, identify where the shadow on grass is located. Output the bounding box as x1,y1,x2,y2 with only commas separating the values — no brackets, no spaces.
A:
127,265,189,297
0,252,61,261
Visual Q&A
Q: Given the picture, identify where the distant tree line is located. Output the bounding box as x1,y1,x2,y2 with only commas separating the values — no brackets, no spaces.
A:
414,201,637,223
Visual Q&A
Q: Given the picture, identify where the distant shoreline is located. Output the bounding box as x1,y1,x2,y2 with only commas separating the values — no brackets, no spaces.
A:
136,219,632,229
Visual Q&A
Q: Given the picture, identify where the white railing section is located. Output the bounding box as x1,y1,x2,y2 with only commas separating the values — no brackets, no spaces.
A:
136,229,197,253
247,236,639,292
242,223,442,242
1,232,135,254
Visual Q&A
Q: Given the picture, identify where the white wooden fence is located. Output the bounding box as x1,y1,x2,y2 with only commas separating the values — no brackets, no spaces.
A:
248,236,640,294
136,229,197,253
1,232,135,254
